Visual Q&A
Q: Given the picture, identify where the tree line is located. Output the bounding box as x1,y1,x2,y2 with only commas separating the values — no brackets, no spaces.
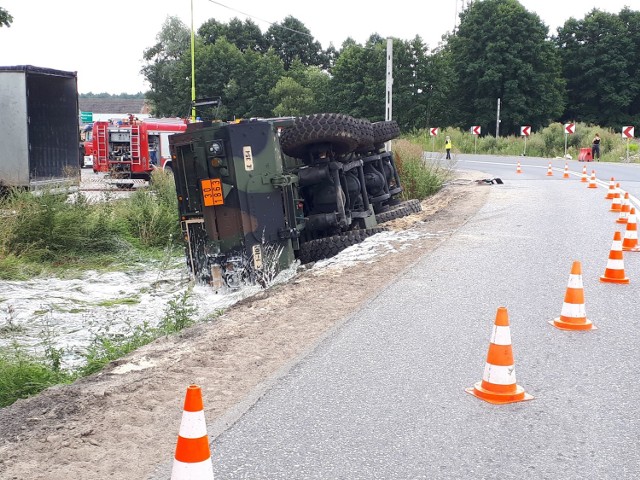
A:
141,0,640,136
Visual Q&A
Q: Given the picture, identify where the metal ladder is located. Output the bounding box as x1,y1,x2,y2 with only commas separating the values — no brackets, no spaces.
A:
95,123,108,167
130,124,140,165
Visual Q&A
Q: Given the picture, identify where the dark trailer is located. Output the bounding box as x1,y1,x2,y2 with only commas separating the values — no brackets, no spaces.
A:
0,65,79,188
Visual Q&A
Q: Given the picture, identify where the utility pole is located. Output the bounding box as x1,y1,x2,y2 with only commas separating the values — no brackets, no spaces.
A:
190,0,196,122
385,38,393,151
495,98,501,138
385,38,393,122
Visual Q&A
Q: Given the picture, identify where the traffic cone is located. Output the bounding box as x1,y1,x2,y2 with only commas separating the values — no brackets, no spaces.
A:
610,184,622,212
622,208,640,252
563,164,570,179
546,163,553,176
580,165,588,182
600,232,630,284
465,307,533,404
516,162,522,174
171,385,214,480
549,261,596,331
587,170,597,189
605,177,616,199
616,192,631,224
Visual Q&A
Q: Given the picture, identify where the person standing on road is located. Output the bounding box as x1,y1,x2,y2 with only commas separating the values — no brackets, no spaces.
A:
445,136,452,160
592,133,601,161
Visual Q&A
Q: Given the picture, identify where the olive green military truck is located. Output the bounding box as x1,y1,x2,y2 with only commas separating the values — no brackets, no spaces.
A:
169,113,421,288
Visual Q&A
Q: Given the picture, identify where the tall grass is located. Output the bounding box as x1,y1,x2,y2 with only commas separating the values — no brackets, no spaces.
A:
0,341,74,408
0,170,180,279
405,122,638,162
393,139,454,200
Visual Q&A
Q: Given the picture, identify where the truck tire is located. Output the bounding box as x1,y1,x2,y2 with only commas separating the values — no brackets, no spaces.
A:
298,227,387,264
280,113,360,159
372,120,401,145
355,118,375,153
375,199,422,224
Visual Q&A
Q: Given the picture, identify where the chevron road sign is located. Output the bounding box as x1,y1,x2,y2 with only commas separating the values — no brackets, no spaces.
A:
622,126,635,139
471,125,481,135
520,126,531,136
430,127,439,136
564,123,575,134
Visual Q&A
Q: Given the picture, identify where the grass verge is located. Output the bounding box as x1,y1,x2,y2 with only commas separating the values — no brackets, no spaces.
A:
404,122,639,163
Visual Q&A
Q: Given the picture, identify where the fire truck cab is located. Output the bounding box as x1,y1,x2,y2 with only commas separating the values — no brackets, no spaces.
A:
92,117,187,178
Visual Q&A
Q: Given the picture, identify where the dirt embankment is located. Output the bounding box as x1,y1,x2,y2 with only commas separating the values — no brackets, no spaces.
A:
0,171,490,480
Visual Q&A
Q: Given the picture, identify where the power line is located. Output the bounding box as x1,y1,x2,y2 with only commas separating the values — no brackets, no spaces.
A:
205,0,313,38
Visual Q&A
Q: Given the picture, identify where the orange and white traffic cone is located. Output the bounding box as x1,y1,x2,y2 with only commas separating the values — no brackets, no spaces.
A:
549,261,596,331
616,192,631,224
580,165,588,182
587,170,598,189
562,164,570,179
610,184,622,212
600,231,630,284
465,307,533,404
605,177,616,199
171,385,214,480
516,162,522,174
622,208,640,252
546,163,553,176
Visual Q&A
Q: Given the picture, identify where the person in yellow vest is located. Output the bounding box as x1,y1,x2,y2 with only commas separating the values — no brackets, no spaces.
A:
445,136,452,159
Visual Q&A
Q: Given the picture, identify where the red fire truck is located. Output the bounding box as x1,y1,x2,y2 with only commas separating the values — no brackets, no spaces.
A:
92,116,188,179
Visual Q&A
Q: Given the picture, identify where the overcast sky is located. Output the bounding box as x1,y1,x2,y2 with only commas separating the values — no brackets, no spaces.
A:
0,0,635,94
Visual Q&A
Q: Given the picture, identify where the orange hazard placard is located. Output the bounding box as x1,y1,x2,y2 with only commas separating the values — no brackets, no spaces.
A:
201,178,224,206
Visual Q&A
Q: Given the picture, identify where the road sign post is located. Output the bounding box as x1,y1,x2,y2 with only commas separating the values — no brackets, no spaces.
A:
564,123,575,157
520,126,531,156
471,125,481,154
622,126,634,162
429,127,439,156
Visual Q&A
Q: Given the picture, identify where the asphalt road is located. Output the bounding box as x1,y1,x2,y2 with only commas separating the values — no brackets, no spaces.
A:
209,154,640,479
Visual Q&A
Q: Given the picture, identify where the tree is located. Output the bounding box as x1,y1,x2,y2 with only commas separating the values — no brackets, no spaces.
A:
226,47,284,118
194,38,245,118
419,43,457,130
270,59,332,114
556,8,640,127
0,7,12,28
270,77,314,116
329,40,385,119
265,16,327,70
198,17,266,52
448,0,565,135
619,8,640,126
391,36,433,131
141,16,192,116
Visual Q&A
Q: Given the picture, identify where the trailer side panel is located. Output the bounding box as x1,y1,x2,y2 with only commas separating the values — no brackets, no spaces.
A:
0,71,29,186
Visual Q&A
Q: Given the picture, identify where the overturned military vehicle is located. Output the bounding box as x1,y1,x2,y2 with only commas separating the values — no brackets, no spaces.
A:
169,113,421,288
